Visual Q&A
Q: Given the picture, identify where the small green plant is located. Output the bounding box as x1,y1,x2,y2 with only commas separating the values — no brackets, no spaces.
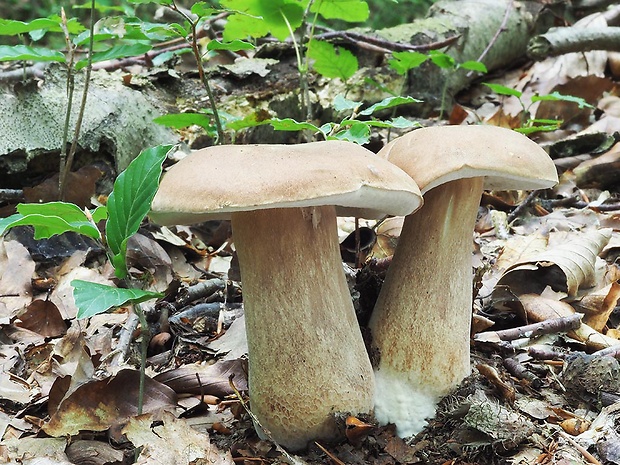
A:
483,83,594,134
0,143,171,413
227,94,420,144
219,0,369,121
387,50,488,117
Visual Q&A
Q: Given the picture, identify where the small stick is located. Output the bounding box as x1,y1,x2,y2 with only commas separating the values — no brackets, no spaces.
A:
474,313,583,343
558,430,602,465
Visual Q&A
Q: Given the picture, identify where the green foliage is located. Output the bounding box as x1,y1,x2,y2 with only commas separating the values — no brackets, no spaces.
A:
72,280,163,319
229,94,420,143
221,0,305,41
483,83,594,133
0,203,106,240
311,0,369,21
106,144,171,278
0,45,65,62
0,145,171,320
306,40,358,81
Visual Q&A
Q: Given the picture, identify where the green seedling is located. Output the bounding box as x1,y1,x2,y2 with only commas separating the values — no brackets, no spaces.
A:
228,94,421,144
483,83,594,134
0,144,171,414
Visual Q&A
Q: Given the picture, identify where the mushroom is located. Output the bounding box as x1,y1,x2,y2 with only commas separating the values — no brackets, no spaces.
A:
149,141,423,450
368,125,559,437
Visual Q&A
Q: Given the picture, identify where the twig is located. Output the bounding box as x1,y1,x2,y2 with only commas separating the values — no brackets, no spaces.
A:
228,376,306,465
474,313,583,343
175,278,226,307
313,27,461,53
108,311,140,366
506,189,544,223
0,189,24,202
59,0,95,201
467,0,513,77
558,430,602,465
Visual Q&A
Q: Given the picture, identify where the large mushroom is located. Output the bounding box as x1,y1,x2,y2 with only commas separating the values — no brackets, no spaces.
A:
368,125,558,437
150,141,423,450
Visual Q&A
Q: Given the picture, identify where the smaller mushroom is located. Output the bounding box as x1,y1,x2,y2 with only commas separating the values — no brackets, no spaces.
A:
150,141,423,450
368,125,558,438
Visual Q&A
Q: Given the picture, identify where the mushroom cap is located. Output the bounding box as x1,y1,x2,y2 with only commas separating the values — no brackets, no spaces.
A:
379,125,559,193
150,141,423,225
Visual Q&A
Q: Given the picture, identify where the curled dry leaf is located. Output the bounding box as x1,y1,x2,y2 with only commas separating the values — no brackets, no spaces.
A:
495,228,612,298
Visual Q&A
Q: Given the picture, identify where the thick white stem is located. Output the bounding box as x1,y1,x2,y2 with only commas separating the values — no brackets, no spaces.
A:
231,206,374,451
368,177,484,437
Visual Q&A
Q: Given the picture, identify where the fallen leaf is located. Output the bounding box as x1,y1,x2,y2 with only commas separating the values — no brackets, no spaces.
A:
43,369,177,437
123,411,234,465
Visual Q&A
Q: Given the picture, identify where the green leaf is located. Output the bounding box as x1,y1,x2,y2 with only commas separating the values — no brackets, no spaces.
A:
333,94,362,112
330,121,371,144
221,0,305,41
307,40,358,80
0,45,65,63
190,3,221,17
363,117,421,129
388,51,428,75
0,17,84,36
1,202,102,240
128,0,173,5
268,118,322,132
359,95,420,116
106,145,172,278
310,0,369,22
72,280,163,319
483,83,522,98
76,43,152,70
0,214,24,237
207,39,255,51
428,51,455,69
459,60,487,73
225,111,272,131
531,91,594,109
154,112,214,131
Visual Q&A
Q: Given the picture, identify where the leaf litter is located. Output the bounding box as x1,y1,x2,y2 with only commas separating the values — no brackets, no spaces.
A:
7,14,620,465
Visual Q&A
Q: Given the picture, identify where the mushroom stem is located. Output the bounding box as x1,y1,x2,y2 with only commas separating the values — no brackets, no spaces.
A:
368,177,484,437
231,205,375,451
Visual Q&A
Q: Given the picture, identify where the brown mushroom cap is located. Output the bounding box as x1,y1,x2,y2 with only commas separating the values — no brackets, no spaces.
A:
150,141,422,225
379,125,559,192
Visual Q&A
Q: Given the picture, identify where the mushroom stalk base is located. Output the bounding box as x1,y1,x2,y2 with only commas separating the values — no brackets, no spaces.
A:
369,177,484,438
231,206,374,451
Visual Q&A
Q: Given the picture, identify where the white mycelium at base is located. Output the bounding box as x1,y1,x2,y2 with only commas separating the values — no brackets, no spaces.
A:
373,367,440,438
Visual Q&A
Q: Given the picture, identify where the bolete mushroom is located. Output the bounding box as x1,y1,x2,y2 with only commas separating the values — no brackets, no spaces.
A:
368,125,558,437
149,141,423,450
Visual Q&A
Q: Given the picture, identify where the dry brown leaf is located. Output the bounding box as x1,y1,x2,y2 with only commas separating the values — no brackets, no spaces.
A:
495,228,611,298
43,369,177,437
574,281,620,332
369,216,404,259
154,359,248,397
123,411,234,465
0,239,35,323
3,436,69,463
15,299,67,338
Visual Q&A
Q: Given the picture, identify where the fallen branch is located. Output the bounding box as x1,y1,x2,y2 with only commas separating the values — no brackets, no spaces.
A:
528,26,620,60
